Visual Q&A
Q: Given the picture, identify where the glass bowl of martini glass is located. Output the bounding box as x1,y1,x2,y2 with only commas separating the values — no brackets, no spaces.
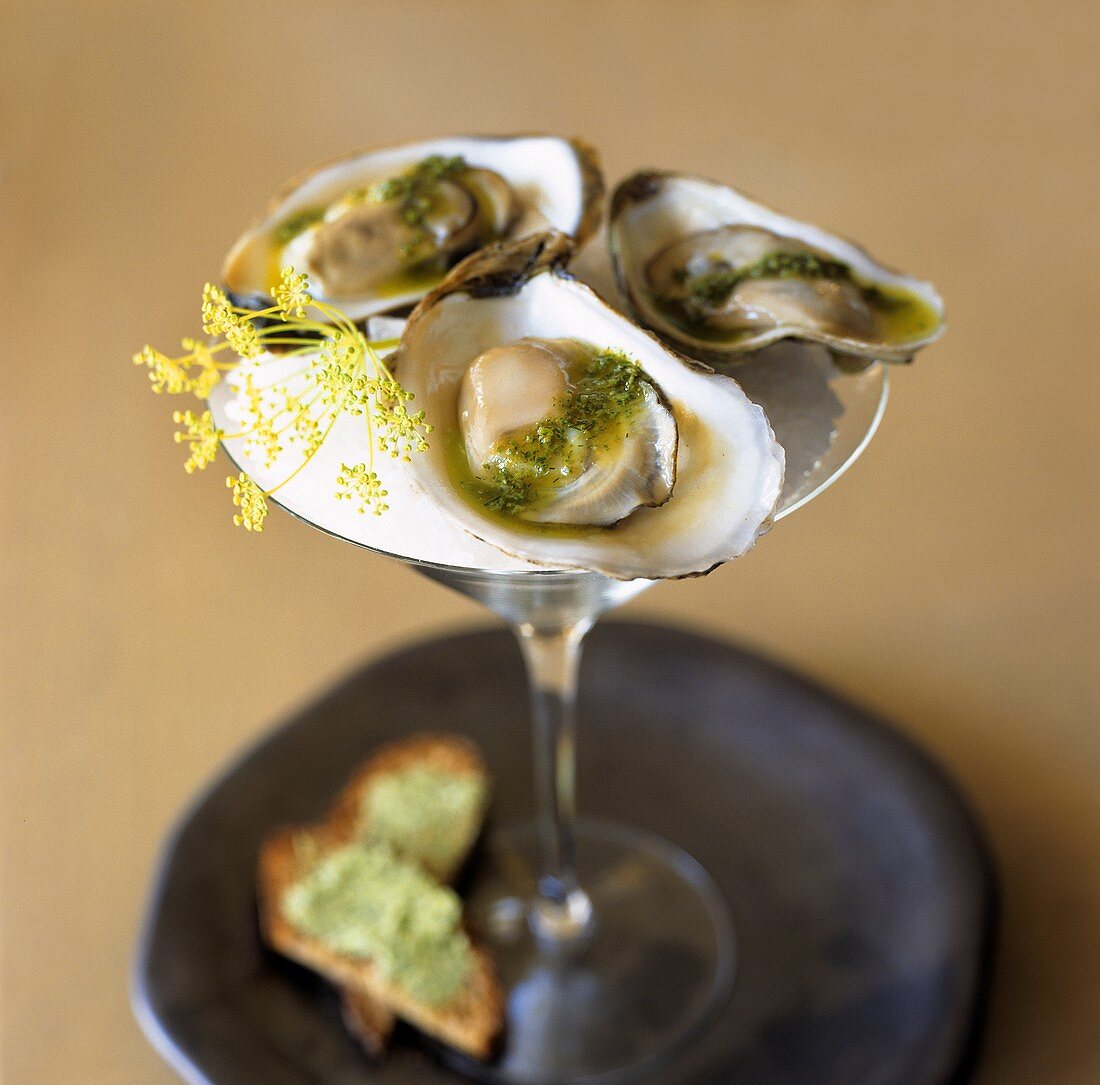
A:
199,246,889,1085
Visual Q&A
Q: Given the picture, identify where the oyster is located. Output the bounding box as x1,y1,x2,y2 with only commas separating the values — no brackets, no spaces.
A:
610,171,945,366
392,232,785,580
224,135,603,322
457,336,677,527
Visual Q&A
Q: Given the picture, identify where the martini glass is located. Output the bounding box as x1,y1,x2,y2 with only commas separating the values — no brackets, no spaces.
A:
214,326,886,1082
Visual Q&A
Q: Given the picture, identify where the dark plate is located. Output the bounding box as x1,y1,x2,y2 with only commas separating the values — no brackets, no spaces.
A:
134,621,995,1084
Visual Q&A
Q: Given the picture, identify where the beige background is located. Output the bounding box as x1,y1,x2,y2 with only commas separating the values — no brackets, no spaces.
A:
3,1,1098,1082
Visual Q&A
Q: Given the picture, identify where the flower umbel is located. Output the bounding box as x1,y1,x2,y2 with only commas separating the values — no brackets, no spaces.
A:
133,336,228,397
135,269,424,531
374,378,432,461
201,283,236,336
223,316,262,359
336,462,389,515
172,409,222,474
226,472,268,532
272,266,312,320
180,338,221,399
134,345,192,395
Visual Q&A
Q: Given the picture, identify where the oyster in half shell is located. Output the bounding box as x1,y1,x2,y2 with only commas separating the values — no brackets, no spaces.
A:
224,135,603,322
610,171,944,366
392,232,785,580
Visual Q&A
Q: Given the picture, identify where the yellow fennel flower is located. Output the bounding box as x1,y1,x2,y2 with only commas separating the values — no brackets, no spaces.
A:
226,473,268,532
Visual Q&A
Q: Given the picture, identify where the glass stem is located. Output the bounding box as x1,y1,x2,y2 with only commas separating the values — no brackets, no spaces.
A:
514,616,595,948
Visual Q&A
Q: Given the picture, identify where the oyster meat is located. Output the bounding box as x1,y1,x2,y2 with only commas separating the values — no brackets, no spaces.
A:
224,135,603,322
456,335,678,527
392,232,785,580
610,171,945,366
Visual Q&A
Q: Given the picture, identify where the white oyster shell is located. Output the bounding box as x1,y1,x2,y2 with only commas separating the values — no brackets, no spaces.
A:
392,233,785,580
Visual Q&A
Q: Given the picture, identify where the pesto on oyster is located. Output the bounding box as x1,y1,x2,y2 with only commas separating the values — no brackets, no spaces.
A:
480,348,649,514
673,250,853,323
645,224,939,349
373,154,470,260
224,136,602,326
660,245,936,339
282,840,473,1007
450,338,677,528
274,205,326,246
266,154,517,305
273,156,471,249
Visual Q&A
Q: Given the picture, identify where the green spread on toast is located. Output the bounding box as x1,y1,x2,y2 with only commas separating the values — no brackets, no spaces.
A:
360,767,486,877
283,840,473,1006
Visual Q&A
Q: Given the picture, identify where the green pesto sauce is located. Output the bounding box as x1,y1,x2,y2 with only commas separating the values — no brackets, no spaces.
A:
274,205,327,246
272,158,465,256
375,155,467,214
654,250,939,346
282,841,473,1007
681,250,851,312
448,346,651,523
360,767,487,880
377,155,469,263
445,429,607,540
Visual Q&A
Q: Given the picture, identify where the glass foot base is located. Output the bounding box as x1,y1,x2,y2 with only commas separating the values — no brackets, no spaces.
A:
447,818,735,1085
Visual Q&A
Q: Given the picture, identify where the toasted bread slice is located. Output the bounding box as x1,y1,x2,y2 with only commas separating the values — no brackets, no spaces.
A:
327,733,491,1053
258,824,502,1060
258,734,499,1060
340,986,397,1059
